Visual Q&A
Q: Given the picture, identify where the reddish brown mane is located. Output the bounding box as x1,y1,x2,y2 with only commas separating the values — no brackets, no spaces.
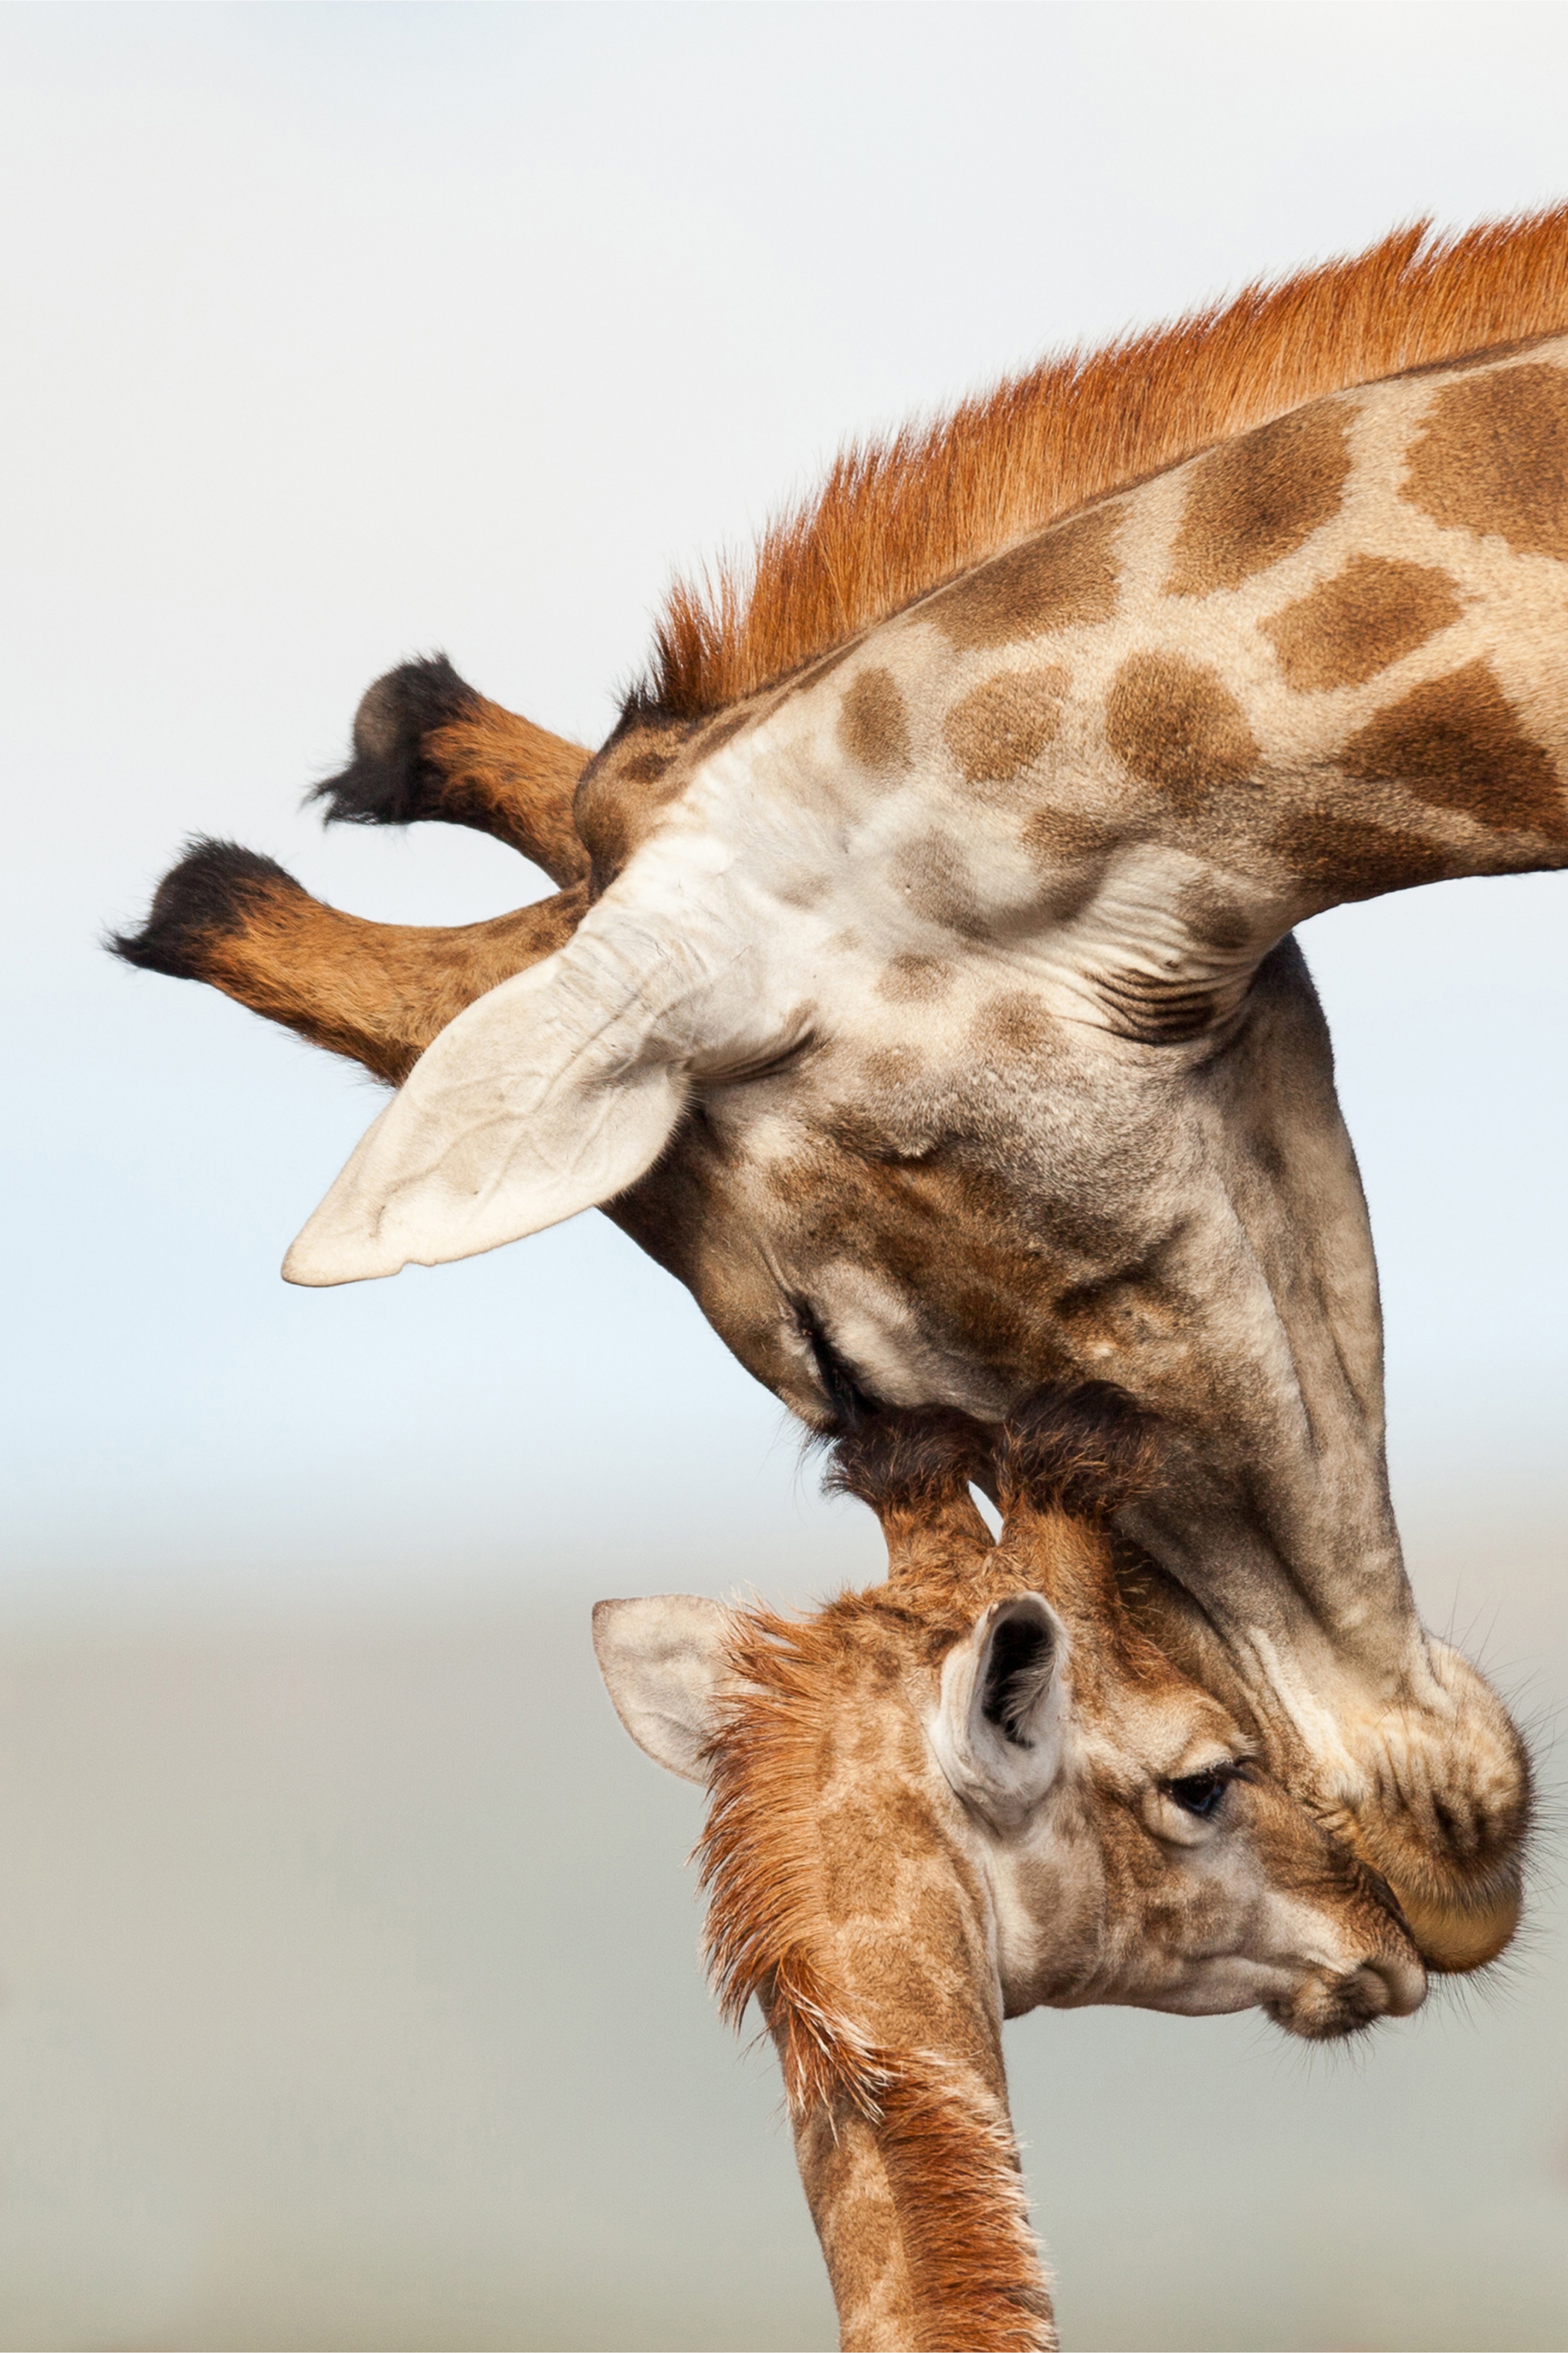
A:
645,205,1568,717
698,1600,893,2110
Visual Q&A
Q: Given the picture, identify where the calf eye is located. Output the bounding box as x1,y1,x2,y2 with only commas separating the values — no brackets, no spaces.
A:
1167,1770,1230,1818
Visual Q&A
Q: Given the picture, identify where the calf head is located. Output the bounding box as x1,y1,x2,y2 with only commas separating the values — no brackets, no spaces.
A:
595,1391,1428,2049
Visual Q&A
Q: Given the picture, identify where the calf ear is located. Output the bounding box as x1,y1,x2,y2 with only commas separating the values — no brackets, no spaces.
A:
591,1595,735,1784
930,1593,1067,1829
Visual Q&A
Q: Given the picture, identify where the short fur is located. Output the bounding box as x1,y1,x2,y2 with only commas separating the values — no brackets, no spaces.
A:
114,836,586,1083
861,2071,1049,2353
644,207,1568,714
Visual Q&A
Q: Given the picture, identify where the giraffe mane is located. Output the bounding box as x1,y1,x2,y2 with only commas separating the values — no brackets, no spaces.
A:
640,203,1568,717
698,1595,1049,2353
697,1595,916,2098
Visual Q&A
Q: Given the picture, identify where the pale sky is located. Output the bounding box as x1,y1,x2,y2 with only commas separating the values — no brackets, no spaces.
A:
3,6,1567,2347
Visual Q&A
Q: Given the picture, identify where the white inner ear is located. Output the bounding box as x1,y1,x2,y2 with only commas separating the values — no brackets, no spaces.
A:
282,934,689,1286
591,1595,736,1785
930,1593,1067,1829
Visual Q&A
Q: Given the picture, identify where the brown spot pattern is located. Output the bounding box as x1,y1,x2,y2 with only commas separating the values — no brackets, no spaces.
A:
891,831,987,936
1269,810,1452,899
943,666,1069,786
1403,361,1568,561
838,667,912,773
618,747,675,785
876,954,954,1003
971,992,1053,1058
1105,653,1259,807
1173,874,1255,954
1261,554,1464,691
860,1045,923,1092
648,209,1568,717
1020,805,1113,867
1165,402,1352,597
931,504,1121,649
1340,660,1567,836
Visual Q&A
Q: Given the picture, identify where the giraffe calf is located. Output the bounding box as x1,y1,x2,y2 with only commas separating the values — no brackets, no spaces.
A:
595,1390,1426,2353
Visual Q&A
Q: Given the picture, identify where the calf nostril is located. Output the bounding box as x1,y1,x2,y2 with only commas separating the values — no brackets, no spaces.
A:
1355,1954,1428,2019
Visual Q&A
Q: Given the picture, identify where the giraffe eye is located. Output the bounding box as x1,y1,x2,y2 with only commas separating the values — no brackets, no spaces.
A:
793,1301,881,1430
1167,1769,1232,1818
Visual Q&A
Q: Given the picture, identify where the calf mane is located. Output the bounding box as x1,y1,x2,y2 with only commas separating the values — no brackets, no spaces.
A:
641,205,1568,717
698,1598,1047,2352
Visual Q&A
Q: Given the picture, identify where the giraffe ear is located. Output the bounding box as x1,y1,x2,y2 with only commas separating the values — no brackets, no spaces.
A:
281,924,690,1286
930,1593,1068,1829
592,1595,735,1785
281,871,799,1288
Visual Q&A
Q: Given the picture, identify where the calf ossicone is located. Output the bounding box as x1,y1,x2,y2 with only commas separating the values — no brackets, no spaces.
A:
592,1594,736,1783
281,899,738,1287
931,1593,1068,1830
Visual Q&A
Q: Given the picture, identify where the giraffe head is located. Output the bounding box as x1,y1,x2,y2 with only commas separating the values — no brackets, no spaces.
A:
595,1391,1427,2046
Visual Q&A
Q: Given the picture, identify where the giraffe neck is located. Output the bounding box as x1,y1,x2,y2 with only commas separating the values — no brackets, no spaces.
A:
782,2043,1052,2353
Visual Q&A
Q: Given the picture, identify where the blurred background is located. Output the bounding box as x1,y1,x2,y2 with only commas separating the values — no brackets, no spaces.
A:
3,3,1568,2346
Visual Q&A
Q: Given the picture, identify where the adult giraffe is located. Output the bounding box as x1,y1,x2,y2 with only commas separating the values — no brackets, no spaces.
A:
118,208,1560,1975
